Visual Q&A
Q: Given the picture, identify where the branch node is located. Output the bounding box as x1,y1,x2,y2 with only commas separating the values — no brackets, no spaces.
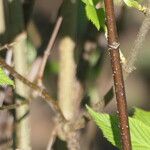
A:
108,42,120,50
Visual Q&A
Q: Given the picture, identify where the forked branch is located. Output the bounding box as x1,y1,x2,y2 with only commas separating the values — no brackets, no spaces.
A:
0,58,60,113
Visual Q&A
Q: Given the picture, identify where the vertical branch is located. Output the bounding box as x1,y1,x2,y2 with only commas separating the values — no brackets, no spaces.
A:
9,2,30,147
58,0,82,121
4,0,31,149
58,37,76,120
0,0,5,34
58,1,83,149
104,0,132,150
13,32,31,149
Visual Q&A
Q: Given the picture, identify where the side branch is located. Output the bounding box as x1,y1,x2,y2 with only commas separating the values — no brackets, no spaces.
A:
0,100,28,110
104,0,132,149
38,16,63,85
124,11,150,76
0,58,60,113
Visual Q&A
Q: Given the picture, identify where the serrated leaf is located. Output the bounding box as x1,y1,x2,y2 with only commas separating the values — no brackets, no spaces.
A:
87,105,150,150
82,0,102,6
82,0,93,6
85,5,105,30
123,0,145,11
133,107,150,127
0,68,14,87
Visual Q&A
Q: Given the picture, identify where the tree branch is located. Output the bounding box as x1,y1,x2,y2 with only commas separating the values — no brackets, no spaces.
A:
0,42,16,51
0,100,28,110
38,16,63,85
123,10,150,76
104,0,132,149
0,58,60,114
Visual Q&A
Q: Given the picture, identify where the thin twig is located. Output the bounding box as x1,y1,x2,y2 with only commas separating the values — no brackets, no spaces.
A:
0,42,16,51
122,4,150,75
124,10,150,76
46,126,57,150
0,101,28,110
104,0,132,150
27,57,43,82
38,16,63,85
0,58,61,114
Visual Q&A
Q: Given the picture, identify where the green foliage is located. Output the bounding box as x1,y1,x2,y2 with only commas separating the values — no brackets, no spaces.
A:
133,107,150,127
86,105,150,150
82,0,101,8
81,0,145,30
0,68,14,87
123,0,146,12
82,0,105,30
88,48,100,67
47,61,59,74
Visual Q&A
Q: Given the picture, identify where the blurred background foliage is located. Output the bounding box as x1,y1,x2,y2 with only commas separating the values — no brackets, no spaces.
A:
0,0,150,149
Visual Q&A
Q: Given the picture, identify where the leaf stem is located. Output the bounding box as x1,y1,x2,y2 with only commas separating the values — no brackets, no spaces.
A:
104,0,132,149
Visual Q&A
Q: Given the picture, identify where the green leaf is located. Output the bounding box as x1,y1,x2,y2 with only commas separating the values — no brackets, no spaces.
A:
82,0,102,6
82,0,93,6
47,61,59,74
81,0,105,30
86,106,150,150
123,0,146,12
0,68,14,87
85,5,105,30
133,108,150,127
89,49,100,66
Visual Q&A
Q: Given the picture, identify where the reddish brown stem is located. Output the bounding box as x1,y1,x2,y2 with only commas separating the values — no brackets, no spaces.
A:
104,0,132,149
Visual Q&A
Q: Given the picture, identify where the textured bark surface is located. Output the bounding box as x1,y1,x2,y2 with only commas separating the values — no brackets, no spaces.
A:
104,0,132,149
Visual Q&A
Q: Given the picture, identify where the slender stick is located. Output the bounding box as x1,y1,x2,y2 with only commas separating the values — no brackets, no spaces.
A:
0,42,16,51
104,0,132,149
38,16,63,85
124,11,150,76
0,100,28,110
46,126,57,150
0,58,60,113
